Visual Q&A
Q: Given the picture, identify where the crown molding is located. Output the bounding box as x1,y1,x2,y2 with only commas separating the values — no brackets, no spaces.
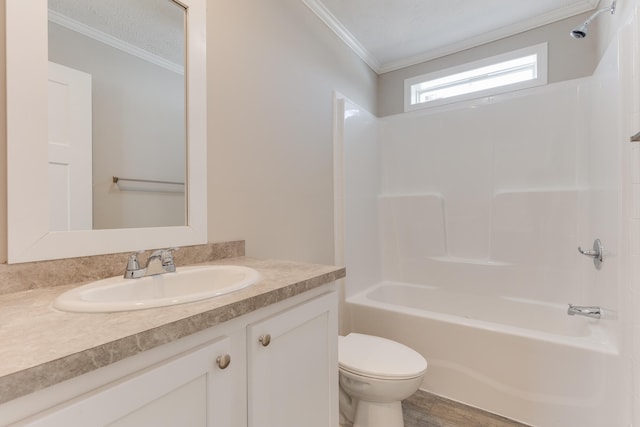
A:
302,0,600,75
48,9,184,75
301,0,381,73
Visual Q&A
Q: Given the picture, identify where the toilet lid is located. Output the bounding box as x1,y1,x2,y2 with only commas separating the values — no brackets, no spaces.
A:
339,333,427,380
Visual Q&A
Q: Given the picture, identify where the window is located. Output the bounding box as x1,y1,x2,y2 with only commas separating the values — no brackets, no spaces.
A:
404,43,548,111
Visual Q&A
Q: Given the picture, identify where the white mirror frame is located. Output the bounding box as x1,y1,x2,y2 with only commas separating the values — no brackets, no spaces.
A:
6,0,207,263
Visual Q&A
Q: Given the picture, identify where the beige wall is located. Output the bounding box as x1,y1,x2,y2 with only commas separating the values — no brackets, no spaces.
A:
377,12,599,117
206,0,376,264
0,0,375,265
0,0,6,263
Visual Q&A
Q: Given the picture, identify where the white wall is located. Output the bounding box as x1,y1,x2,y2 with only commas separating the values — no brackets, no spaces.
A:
206,0,377,265
574,2,638,421
610,1,640,424
580,2,640,424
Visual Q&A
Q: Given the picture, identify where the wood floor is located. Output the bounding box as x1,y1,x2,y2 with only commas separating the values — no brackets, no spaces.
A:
402,390,531,427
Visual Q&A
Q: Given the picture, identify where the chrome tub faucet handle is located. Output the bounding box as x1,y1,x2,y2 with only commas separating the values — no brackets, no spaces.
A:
578,238,603,270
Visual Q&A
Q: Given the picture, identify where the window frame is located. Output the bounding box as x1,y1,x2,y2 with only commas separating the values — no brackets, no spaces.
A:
404,43,548,112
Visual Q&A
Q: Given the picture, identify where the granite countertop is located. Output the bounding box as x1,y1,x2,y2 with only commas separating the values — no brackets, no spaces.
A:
0,256,345,405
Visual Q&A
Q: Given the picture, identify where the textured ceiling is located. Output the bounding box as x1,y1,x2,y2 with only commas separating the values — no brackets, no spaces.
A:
49,0,602,74
306,0,600,73
48,0,185,65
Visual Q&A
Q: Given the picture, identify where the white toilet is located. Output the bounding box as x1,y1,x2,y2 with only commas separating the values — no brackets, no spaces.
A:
338,333,427,427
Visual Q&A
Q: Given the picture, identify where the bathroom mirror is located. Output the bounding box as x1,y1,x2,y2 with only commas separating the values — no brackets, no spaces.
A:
48,0,187,231
6,0,207,263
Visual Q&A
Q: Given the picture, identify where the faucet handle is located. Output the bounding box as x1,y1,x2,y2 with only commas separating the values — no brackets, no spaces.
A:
578,238,603,270
161,247,179,270
124,250,145,278
127,250,144,268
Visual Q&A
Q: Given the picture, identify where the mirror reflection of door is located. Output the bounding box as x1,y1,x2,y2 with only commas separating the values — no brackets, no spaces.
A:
47,0,186,230
48,61,93,231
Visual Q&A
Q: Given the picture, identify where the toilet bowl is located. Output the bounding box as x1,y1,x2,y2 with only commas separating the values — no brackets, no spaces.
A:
338,333,427,427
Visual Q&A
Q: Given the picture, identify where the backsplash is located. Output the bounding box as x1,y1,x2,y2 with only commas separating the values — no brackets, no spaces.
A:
0,241,245,295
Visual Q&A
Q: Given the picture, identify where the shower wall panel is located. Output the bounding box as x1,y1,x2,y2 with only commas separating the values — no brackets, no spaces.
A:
379,80,590,303
339,97,382,298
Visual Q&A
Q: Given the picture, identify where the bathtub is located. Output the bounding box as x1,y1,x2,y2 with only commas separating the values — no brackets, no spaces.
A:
346,282,621,427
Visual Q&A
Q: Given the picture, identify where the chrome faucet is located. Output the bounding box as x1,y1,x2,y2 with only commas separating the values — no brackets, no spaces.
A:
124,248,178,279
567,304,601,319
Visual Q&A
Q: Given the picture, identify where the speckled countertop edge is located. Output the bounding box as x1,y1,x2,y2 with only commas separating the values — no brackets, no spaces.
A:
0,256,345,404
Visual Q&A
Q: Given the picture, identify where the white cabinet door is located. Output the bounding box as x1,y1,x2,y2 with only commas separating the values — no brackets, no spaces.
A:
21,336,234,427
247,292,338,427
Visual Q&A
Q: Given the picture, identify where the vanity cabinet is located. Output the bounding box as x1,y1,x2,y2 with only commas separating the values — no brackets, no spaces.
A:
5,289,337,427
20,337,235,427
248,292,338,427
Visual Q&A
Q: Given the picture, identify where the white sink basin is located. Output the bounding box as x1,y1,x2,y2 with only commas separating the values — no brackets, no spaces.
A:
54,265,261,313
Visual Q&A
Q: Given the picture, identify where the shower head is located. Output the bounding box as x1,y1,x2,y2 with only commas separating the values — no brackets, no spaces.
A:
570,23,588,38
570,1,616,39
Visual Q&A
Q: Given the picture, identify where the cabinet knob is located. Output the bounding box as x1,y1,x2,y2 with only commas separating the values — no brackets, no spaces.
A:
216,354,231,369
258,334,271,347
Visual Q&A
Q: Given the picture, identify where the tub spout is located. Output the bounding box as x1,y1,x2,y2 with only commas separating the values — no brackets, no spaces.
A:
567,304,601,319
